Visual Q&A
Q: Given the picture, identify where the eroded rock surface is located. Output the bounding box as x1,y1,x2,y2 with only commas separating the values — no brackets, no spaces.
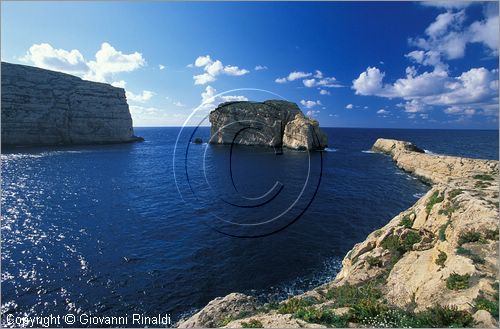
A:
177,138,499,328
209,100,328,150
1,62,142,146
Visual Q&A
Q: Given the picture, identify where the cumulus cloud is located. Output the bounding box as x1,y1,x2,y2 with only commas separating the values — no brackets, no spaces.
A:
159,64,166,70
300,100,321,109
306,110,320,118
254,65,268,71
421,1,476,10
377,109,389,114
190,55,249,85
275,77,287,84
319,89,330,95
200,85,248,110
111,80,127,88
20,43,88,74
345,104,354,110
126,90,155,103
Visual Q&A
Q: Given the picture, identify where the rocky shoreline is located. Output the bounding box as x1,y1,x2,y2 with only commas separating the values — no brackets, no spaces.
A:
177,138,499,328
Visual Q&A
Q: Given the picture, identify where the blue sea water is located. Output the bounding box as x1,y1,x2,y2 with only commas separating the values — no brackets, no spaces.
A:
1,128,498,325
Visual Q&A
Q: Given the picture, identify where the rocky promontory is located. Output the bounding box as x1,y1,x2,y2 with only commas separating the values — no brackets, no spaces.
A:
209,100,328,151
177,138,499,328
1,62,142,146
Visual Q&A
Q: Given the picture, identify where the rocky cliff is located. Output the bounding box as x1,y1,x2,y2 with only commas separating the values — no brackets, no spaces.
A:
209,100,328,150
1,62,142,146
177,138,499,328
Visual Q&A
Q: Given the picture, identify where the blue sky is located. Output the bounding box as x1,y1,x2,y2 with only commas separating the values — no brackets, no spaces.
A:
2,1,499,129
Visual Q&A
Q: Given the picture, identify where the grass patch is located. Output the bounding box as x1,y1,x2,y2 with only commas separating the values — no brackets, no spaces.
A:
473,174,495,181
439,220,451,241
458,231,483,245
475,296,499,319
295,308,349,327
435,251,447,267
456,246,485,264
439,202,460,216
241,319,263,328
278,297,315,314
446,273,470,290
325,281,383,307
366,256,383,267
426,191,444,214
400,215,414,229
217,317,232,327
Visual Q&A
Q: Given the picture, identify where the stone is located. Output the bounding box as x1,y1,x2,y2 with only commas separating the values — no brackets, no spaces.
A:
209,100,327,150
1,62,142,146
193,137,203,144
176,293,257,328
473,310,498,328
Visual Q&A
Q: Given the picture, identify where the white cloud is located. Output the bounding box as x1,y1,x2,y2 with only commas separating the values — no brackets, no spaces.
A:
425,10,465,38
254,65,268,71
159,64,166,70
314,70,323,79
200,85,248,110
190,55,249,85
129,105,186,127
19,43,88,74
345,104,354,110
319,89,330,95
377,109,389,114
288,71,312,81
300,100,321,109
20,42,146,84
126,90,155,103
306,110,320,118
173,101,185,107
85,42,146,82
352,67,386,96
421,1,475,10
469,15,499,54
111,80,127,88
275,77,287,84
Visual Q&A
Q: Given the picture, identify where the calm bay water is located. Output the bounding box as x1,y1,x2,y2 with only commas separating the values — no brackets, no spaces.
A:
1,128,498,325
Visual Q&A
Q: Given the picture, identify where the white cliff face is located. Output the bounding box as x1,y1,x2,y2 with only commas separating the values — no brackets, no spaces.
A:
1,62,141,146
208,100,328,151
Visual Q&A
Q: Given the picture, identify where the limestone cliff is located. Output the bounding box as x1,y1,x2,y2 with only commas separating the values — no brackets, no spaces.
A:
177,138,499,328
209,100,328,150
1,62,142,146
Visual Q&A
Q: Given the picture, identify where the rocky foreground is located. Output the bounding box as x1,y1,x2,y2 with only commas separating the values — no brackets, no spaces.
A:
1,62,142,146
209,100,328,151
177,138,499,328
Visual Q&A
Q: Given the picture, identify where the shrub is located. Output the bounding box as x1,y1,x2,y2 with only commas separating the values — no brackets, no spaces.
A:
458,231,482,245
278,298,315,314
400,215,414,228
217,317,232,327
473,174,494,181
381,235,403,254
475,180,491,188
325,281,383,308
448,189,464,199
446,273,470,290
401,231,422,251
439,202,459,216
484,228,499,240
412,305,475,327
426,191,444,214
295,308,349,327
366,256,383,267
439,220,451,241
456,246,485,264
475,296,499,318
435,251,447,267
241,319,263,328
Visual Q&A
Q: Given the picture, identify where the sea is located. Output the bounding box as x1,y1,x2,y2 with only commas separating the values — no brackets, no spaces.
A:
1,128,498,326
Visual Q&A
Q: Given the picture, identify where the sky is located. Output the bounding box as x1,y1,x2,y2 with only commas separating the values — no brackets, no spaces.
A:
2,1,499,129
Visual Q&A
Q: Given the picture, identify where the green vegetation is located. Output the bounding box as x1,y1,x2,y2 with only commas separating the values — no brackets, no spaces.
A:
277,297,315,314
401,231,422,251
400,214,414,229
217,317,232,327
448,189,464,199
446,273,470,290
325,281,383,307
439,202,460,216
366,256,383,267
473,174,495,181
475,180,491,188
458,231,483,245
475,296,499,319
439,220,451,241
435,251,447,267
295,308,349,327
426,191,444,214
241,319,263,328
456,246,485,264
484,228,499,240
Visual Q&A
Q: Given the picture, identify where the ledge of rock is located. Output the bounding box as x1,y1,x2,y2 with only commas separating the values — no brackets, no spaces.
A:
1,62,143,146
178,138,499,328
208,100,328,150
